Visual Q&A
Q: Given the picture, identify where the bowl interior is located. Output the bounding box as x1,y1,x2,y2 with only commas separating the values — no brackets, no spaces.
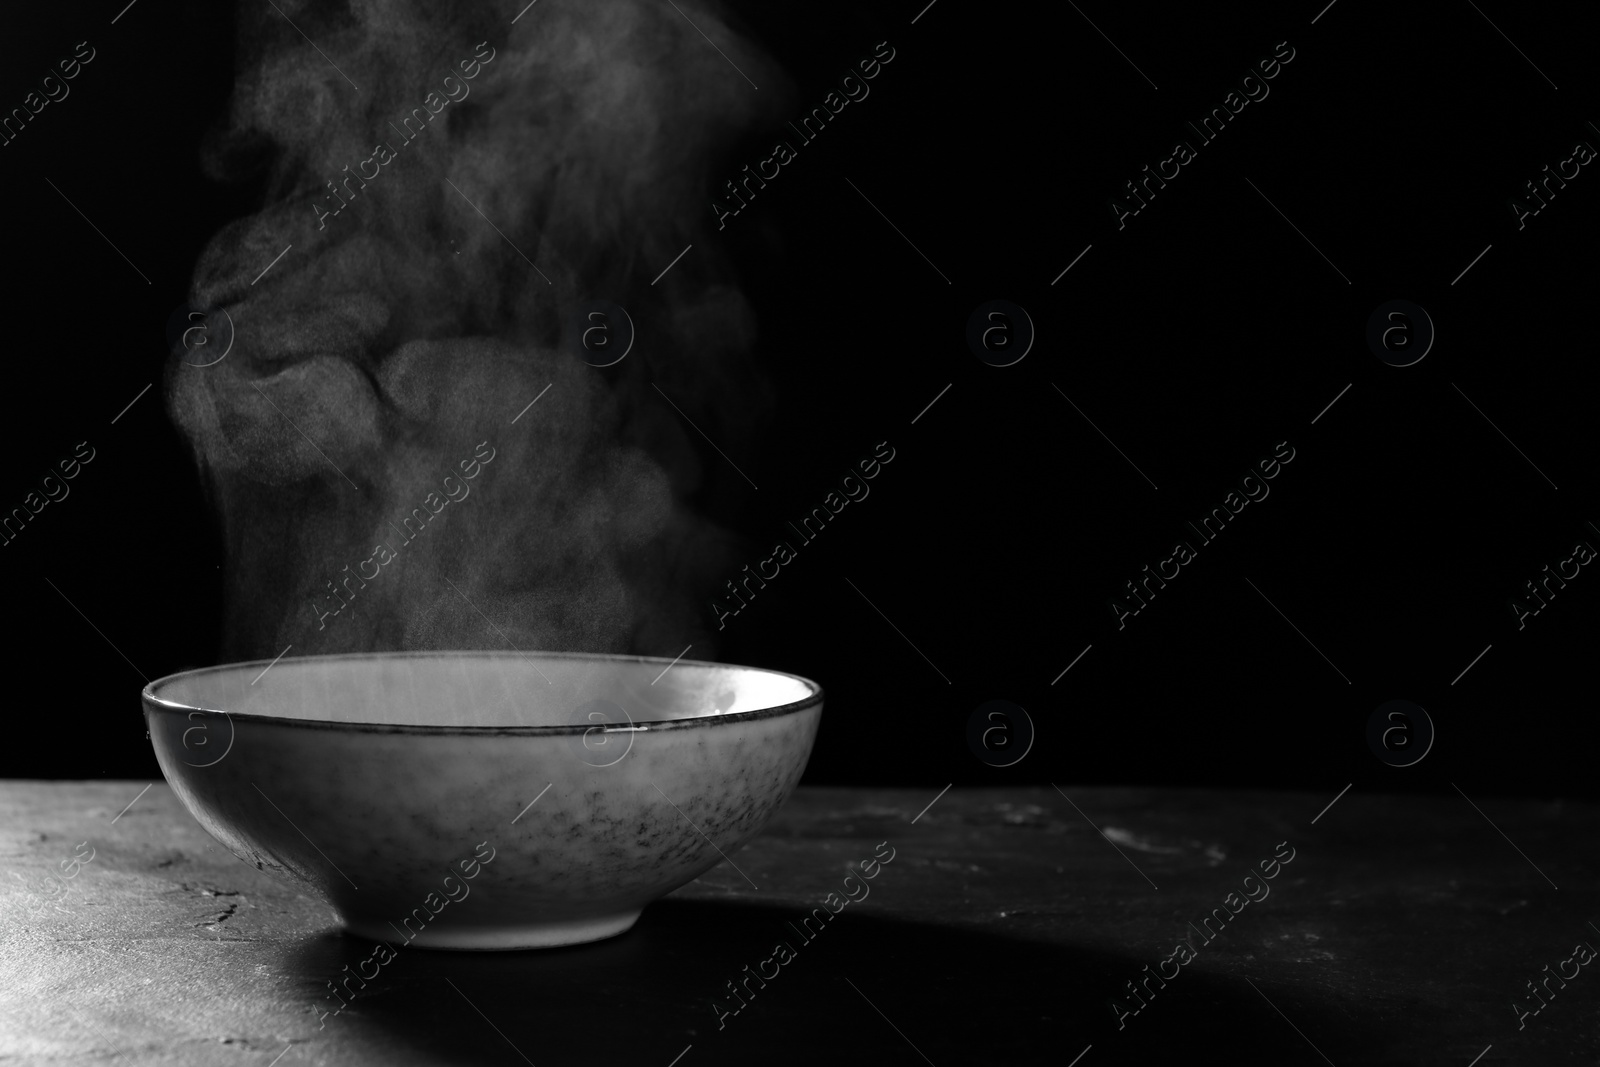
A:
145,651,816,728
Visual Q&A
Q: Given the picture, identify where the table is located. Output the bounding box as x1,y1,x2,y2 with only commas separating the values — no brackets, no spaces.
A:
1,781,1591,1065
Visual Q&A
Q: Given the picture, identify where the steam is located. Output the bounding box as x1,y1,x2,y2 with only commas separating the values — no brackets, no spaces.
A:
169,0,788,661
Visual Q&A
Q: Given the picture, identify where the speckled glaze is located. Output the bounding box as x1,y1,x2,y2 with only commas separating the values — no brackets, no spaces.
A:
144,651,822,949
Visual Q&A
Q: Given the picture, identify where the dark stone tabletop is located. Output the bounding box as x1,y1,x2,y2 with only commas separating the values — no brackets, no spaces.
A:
2,780,1593,1065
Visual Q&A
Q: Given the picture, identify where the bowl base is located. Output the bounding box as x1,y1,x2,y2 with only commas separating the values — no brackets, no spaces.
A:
343,909,644,950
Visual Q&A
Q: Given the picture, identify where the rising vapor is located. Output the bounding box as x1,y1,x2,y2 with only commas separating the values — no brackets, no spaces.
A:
168,0,790,661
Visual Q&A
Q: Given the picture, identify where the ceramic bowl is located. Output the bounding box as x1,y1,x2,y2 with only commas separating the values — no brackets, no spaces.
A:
143,650,822,949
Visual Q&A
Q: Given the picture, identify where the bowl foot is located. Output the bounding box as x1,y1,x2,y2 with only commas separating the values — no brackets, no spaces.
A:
343,909,644,950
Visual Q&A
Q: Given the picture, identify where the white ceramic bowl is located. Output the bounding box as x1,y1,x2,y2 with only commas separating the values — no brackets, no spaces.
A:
143,651,823,949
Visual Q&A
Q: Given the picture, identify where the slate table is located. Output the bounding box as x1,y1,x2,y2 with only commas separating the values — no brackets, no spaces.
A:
2,781,1593,1065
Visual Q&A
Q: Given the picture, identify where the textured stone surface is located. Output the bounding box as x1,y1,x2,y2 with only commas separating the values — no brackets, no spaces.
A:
1,781,1593,1065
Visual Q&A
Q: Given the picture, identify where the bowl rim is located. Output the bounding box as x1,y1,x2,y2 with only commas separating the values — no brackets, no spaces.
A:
141,649,823,736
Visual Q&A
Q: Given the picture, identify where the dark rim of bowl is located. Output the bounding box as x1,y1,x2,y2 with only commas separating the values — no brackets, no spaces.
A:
141,649,824,735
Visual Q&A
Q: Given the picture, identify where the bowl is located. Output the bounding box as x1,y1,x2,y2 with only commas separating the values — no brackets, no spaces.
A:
143,650,823,949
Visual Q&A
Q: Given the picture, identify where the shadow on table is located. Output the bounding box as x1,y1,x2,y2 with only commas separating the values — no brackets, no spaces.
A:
281,898,1436,1066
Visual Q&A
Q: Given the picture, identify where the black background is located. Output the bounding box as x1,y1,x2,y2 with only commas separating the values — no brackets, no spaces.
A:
2,0,1596,799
